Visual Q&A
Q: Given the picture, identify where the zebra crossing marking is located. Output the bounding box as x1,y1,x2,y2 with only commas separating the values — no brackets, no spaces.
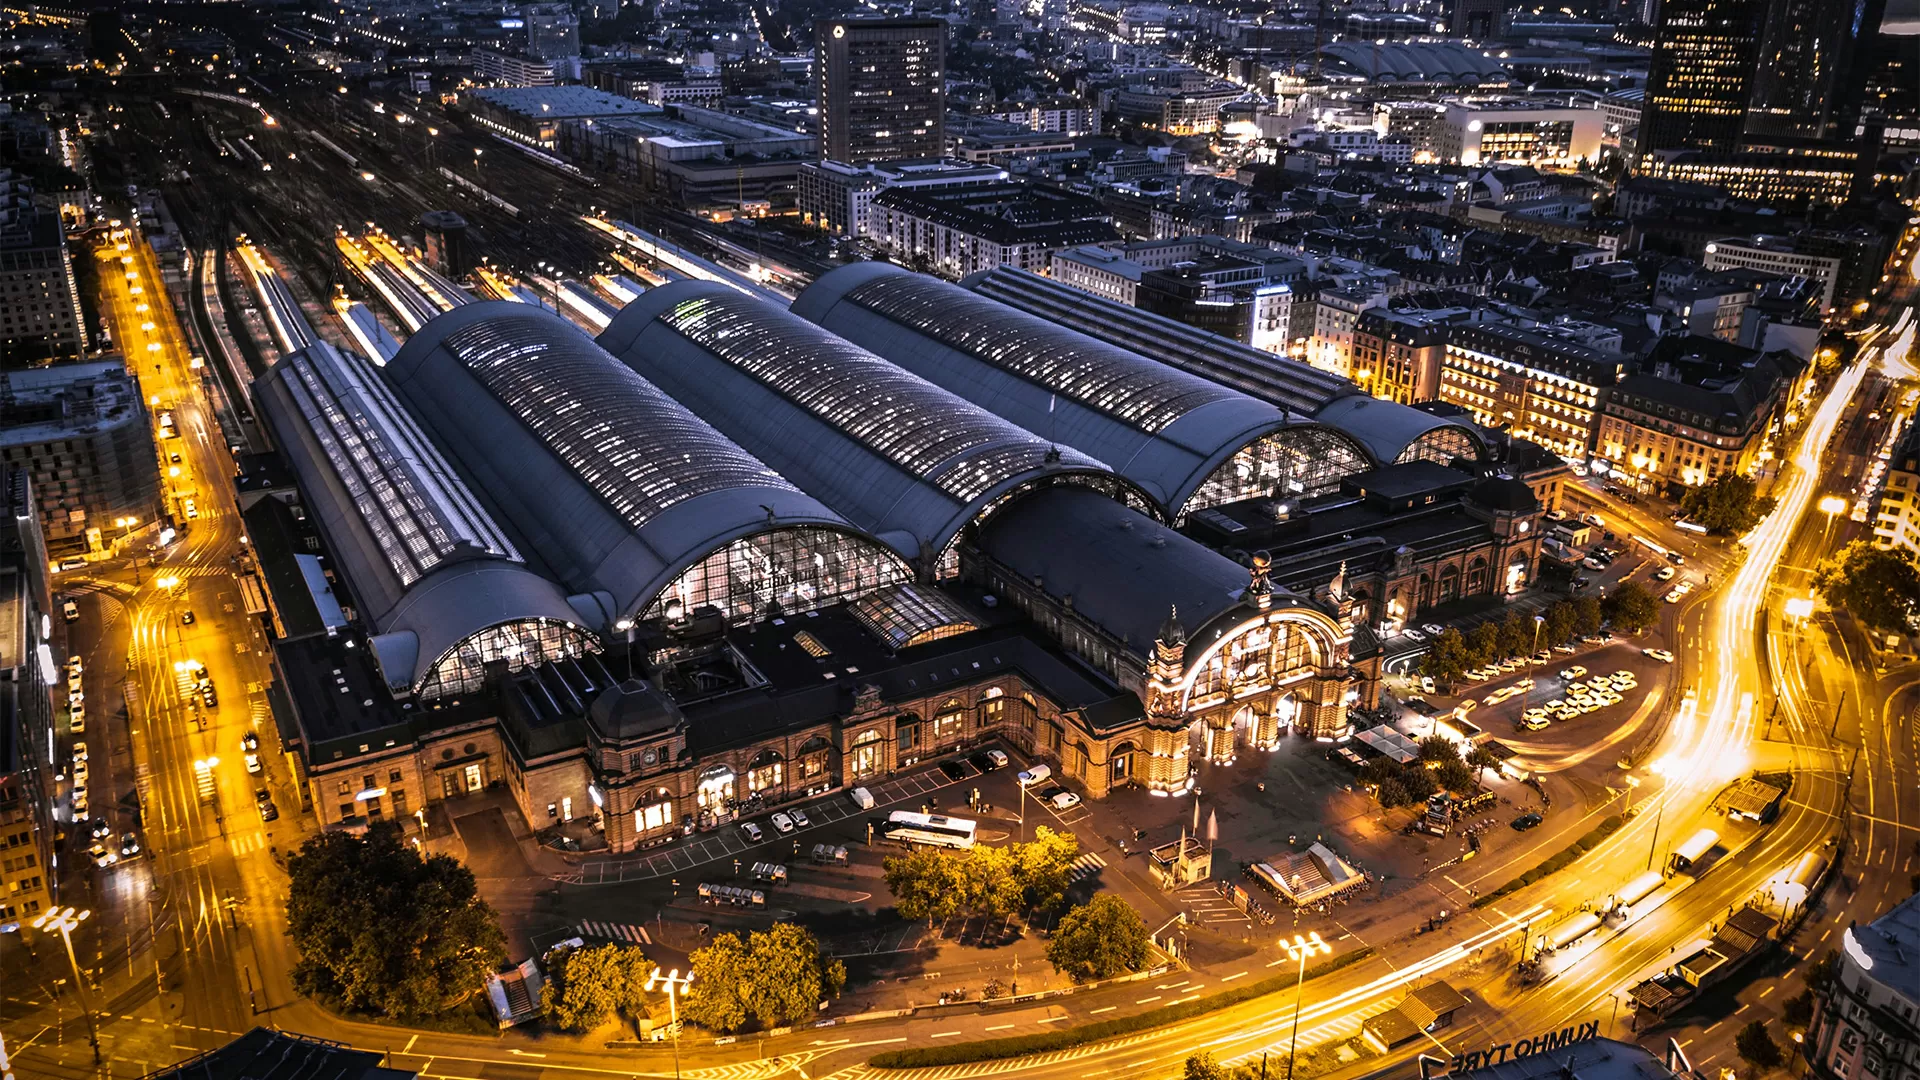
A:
1068,852,1106,882
576,920,653,945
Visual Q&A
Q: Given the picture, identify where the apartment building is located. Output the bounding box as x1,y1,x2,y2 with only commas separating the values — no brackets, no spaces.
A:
0,466,55,932
1441,324,1625,460
0,171,85,368
1804,893,1918,1080
1874,425,1920,557
1594,336,1802,492
1704,234,1845,313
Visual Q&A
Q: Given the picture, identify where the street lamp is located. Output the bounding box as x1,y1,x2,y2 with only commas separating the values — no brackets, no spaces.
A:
32,907,99,1064
1281,932,1331,1080
644,967,695,1080
1817,495,1848,547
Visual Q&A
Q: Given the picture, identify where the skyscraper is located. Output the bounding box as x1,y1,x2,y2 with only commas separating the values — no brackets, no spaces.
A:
1638,0,1766,158
815,17,946,164
523,3,580,62
1745,0,1887,141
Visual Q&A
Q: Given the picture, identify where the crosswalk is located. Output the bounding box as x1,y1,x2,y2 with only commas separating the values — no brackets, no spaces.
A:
576,920,653,945
1067,851,1106,883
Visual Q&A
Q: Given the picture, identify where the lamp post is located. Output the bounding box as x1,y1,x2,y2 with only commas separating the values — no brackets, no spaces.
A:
1518,614,1545,719
645,967,695,1080
32,907,100,1065
1281,932,1331,1080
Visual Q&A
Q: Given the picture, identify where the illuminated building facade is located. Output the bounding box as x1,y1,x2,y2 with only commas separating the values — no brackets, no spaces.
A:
1639,0,1765,158
1440,324,1625,461
1593,336,1802,492
815,18,946,164
1803,892,1918,1080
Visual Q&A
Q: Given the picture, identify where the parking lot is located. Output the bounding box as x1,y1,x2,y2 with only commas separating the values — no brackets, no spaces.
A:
569,756,998,885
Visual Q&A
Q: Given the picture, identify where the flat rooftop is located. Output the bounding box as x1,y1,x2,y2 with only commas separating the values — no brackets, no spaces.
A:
466,86,661,120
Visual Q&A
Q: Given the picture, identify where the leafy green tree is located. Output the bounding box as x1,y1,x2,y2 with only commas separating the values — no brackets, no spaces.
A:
1498,611,1538,659
1736,1020,1784,1070
1572,595,1604,638
1544,601,1577,645
1417,734,1459,763
1046,894,1151,982
1781,989,1815,1030
1467,621,1502,666
681,932,750,1032
1680,474,1777,535
884,848,967,926
1803,949,1839,992
959,842,1026,919
1185,1052,1230,1080
1419,627,1472,688
682,925,842,1033
285,823,507,1019
1435,757,1477,793
1467,744,1500,779
1013,826,1080,912
1603,581,1661,635
1814,541,1920,634
541,944,655,1032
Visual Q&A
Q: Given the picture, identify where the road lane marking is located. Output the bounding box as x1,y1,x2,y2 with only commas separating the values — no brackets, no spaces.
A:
1091,1006,1116,1014
985,1024,1014,1032
404,1035,418,1054
1760,986,1775,998
1136,996,1161,1003
1176,995,1201,1004
1037,1016,1067,1023
932,1031,962,1038
1222,972,1248,982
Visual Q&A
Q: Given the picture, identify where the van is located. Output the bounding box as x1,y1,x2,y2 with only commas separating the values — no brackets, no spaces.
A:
1017,763,1051,786
63,600,79,622
850,786,875,810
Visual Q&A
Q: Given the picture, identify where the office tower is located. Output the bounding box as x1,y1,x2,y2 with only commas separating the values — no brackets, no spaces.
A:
1639,0,1766,158
0,171,85,369
1447,0,1501,37
523,3,580,61
815,18,946,164
1745,0,1887,141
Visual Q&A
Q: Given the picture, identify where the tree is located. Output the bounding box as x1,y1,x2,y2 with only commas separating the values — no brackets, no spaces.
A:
541,944,655,1032
1680,473,1777,535
1498,611,1538,659
1046,894,1151,983
285,823,507,1019
1543,601,1577,646
1781,989,1815,1030
1736,1020,1784,1071
1814,541,1920,634
1418,734,1459,763
1467,745,1499,779
1419,627,1472,687
1012,826,1081,913
1185,1052,1231,1080
1467,621,1502,667
1572,596,1604,638
884,848,967,926
682,925,842,1033
1603,581,1661,635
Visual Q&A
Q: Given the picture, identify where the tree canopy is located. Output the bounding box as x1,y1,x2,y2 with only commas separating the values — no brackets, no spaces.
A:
883,826,1081,924
1813,541,1920,634
1679,473,1777,535
1603,581,1661,635
1736,1019,1784,1070
681,924,845,1033
1046,894,1151,983
285,823,507,1019
541,944,655,1032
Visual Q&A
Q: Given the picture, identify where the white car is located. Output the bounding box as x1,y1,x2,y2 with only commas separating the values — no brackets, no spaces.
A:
1645,648,1675,663
184,498,198,520
1047,790,1081,810
980,749,1009,770
1654,566,1677,582
739,821,764,843
1583,513,1603,527
88,842,117,869
1403,629,1427,642
770,812,795,835
244,752,262,774
1018,764,1052,787
1463,668,1489,682
1519,714,1550,732
790,808,810,829
1558,666,1588,681
1421,623,1445,637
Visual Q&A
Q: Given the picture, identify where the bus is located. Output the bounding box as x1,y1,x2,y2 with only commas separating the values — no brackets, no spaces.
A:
877,811,978,850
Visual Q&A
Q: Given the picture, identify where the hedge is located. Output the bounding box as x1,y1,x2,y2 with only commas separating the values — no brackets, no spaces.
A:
1471,813,1626,909
867,946,1375,1068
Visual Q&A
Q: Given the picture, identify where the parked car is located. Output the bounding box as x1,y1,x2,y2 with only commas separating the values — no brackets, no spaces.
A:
1018,764,1052,786
63,600,79,622
88,841,118,868
241,731,259,752
770,812,795,834
790,808,810,829
90,816,112,839
181,610,195,625
739,821,764,843
255,787,278,821
1403,628,1426,642
1421,623,1446,637
72,741,87,763
971,748,1009,772
1042,787,1081,810
1512,812,1544,831
850,786,875,810
244,752,262,774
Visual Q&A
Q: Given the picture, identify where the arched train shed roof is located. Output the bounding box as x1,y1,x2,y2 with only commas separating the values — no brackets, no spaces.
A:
253,340,595,695
598,282,1154,568
793,262,1315,516
382,302,900,621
